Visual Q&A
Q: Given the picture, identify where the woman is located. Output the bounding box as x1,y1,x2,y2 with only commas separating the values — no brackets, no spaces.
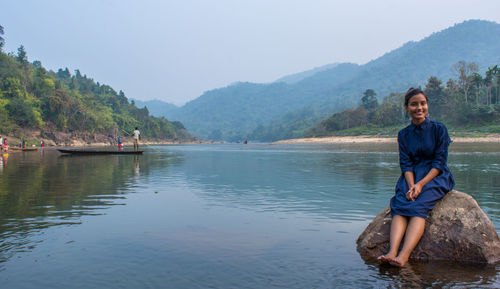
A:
378,87,454,267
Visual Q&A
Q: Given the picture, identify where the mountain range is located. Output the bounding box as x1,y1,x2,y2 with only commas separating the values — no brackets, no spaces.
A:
134,20,500,141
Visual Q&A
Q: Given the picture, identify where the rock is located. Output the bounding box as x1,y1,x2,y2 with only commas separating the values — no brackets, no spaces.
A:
357,190,500,264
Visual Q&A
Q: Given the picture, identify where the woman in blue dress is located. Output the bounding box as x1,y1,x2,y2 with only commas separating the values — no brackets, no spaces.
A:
378,87,454,267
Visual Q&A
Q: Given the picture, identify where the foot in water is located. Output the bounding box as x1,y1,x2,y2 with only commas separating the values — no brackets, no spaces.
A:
377,253,396,264
388,256,408,267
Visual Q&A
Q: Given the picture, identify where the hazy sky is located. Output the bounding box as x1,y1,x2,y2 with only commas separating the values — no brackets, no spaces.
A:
2,0,500,105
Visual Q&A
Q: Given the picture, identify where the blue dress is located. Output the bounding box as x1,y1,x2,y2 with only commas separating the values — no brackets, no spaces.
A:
390,117,455,218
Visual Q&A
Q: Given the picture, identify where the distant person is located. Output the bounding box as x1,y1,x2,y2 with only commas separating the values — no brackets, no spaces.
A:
0,135,3,152
3,137,8,152
117,136,123,149
133,127,140,151
40,140,45,148
378,88,454,267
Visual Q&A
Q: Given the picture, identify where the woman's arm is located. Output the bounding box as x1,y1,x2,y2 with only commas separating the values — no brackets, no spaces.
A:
404,171,415,188
406,168,441,201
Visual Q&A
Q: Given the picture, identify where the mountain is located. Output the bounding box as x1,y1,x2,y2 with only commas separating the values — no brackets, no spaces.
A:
275,63,340,84
156,20,500,141
131,98,180,118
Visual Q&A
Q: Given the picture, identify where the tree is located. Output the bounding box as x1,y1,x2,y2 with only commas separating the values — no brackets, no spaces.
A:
470,72,483,105
361,89,378,110
0,25,4,51
453,61,479,103
16,45,28,64
424,76,445,117
486,65,500,105
56,68,71,79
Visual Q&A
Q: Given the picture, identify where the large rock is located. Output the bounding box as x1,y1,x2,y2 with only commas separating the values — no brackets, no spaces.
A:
357,190,500,264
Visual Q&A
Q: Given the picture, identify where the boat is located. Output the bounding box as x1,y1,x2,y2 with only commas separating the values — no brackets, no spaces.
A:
57,149,143,155
10,147,38,151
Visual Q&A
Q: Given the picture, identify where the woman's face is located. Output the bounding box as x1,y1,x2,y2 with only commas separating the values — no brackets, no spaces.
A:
405,93,428,125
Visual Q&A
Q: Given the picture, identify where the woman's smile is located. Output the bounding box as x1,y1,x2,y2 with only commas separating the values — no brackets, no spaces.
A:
406,93,428,125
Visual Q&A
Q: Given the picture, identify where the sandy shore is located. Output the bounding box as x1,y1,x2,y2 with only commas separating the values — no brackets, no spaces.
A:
274,135,500,144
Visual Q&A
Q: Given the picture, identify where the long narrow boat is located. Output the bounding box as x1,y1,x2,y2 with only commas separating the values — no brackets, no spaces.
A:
57,149,143,155
10,147,38,151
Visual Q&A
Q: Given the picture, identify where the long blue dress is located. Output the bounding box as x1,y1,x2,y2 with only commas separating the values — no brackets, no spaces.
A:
390,117,455,218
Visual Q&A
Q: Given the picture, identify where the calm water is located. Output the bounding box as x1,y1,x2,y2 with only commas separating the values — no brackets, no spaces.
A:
0,143,499,288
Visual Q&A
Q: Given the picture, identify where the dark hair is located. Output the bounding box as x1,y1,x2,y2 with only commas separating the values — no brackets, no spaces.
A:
404,87,427,106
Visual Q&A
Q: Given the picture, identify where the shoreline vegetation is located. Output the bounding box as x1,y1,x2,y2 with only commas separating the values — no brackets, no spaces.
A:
0,130,216,149
0,37,196,144
274,134,500,144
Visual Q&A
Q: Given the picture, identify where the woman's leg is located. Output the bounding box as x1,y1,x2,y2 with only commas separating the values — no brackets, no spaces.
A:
390,216,426,267
378,214,408,262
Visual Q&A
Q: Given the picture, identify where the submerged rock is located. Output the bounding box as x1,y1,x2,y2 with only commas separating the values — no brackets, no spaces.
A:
357,190,500,264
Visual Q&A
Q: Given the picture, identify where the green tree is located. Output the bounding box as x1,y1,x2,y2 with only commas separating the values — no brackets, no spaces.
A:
361,89,378,110
16,45,28,64
424,76,446,118
453,61,479,103
56,68,71,79
6,97,41,127
0,25,4,51
470,72,483,105
485,65,500,105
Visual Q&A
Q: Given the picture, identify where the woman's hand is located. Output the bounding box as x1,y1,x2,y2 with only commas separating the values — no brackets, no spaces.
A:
406,183,423,201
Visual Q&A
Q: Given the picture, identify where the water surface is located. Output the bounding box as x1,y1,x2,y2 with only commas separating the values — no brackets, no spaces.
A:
0,143,499,288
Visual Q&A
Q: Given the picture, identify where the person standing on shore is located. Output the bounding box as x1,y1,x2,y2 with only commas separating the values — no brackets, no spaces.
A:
378,87,454,267
133,127,140,151
3,137,8,152
0,135,3,152
117,136,123,149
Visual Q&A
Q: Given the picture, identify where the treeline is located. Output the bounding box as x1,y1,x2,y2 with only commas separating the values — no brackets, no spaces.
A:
0,27,194,140
307,61,500,136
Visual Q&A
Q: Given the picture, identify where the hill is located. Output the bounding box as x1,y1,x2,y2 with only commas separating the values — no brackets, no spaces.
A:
131,98,180,118
151,20,500,141
0,41,195,143
275,63,340,84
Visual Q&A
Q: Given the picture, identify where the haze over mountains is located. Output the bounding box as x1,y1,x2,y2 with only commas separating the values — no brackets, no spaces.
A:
134,20,500,141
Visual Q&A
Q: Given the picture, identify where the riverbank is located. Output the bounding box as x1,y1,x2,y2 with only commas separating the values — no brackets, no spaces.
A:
274,134,500,144
0,129,212,148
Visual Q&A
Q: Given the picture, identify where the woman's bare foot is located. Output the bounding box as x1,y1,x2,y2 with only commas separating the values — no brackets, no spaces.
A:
388,256,408,267
377,253,396,264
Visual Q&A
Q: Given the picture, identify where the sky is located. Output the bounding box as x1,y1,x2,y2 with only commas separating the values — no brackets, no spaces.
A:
2,0,500,106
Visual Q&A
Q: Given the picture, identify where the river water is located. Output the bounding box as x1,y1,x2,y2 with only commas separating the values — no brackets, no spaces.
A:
0,143,499,288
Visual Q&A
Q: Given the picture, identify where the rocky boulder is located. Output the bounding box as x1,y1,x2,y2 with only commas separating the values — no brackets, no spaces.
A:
357,190,500,264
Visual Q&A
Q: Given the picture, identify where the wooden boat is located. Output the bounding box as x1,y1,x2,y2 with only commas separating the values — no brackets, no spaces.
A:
10,147,38,151
57,149,143,155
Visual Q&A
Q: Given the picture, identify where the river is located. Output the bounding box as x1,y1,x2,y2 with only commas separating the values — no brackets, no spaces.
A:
0,143,499,288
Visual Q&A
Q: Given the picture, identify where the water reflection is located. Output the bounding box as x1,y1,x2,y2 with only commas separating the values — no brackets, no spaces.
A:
0,154,8,171
0,143,499,287
168,143,500,225
373,261,499,288
0,149,169,266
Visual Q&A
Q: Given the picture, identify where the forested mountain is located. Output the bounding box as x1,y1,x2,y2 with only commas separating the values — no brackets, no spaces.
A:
168,63,360,140
0,32,194,141
157,20,500,141
308,63,500,137
131,98,180,118
275,63,340,84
